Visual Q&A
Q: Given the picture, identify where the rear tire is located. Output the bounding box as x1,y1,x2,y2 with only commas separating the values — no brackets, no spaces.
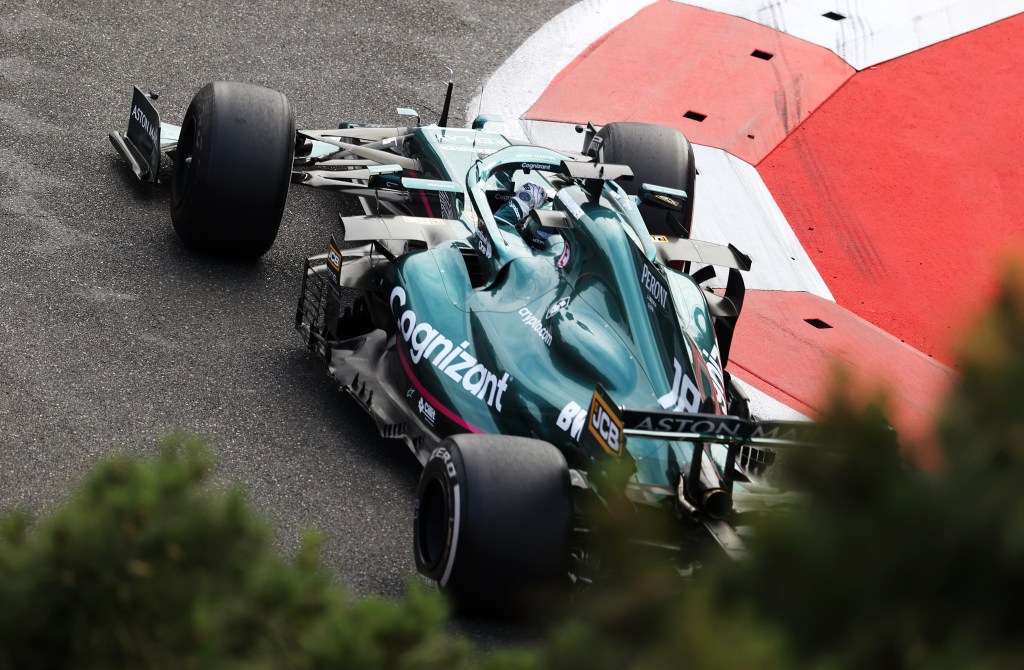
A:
170,81,295,258
414,434,572,615
588,122,696,238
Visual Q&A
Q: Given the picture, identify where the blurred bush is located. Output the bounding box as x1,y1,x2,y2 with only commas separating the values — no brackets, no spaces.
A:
0,435,471,670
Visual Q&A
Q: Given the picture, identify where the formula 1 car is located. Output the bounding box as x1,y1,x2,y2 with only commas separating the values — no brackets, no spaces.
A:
111,80,821,612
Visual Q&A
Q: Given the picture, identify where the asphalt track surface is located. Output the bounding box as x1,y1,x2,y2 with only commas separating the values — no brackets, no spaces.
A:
0,0,575,616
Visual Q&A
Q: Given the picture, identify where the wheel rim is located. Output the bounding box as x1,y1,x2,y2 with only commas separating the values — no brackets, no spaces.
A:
416,478,450,574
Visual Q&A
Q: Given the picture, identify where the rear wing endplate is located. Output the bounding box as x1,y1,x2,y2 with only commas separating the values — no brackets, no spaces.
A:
654,239,752,273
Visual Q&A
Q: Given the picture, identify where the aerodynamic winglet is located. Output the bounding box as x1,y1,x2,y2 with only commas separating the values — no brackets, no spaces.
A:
109,86,161,182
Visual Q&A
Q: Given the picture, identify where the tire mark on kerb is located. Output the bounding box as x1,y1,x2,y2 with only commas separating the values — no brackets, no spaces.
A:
468,0,657,140
789,128,885,283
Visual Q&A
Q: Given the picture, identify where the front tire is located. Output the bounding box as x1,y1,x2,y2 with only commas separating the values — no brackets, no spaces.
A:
588,122,696,238
170,81,295,258
414,435,572,615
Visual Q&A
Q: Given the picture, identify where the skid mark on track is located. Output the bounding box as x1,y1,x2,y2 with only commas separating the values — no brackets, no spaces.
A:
0,150,93,254
0,57,53,85
0,101,63,136
0,1,73,38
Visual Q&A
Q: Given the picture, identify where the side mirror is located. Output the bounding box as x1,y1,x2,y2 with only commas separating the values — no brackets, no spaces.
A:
396,107,420,126
638,183,688,211
471,114,505,130
529,208,571,229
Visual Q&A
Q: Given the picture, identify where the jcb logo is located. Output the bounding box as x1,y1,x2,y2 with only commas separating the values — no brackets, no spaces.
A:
327,248,341,271
588,390,623,457
326,237,343,282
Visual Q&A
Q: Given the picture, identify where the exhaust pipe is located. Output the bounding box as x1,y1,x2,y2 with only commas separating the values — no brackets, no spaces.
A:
701,488,732,520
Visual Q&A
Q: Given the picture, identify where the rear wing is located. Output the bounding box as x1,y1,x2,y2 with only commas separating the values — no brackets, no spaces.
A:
579,386,834,522
621,408,822,447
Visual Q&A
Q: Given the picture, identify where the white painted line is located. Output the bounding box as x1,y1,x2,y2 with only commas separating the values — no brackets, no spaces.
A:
673,0,1024,70
689,144,833,300
468,0,656,141
734,377,810,421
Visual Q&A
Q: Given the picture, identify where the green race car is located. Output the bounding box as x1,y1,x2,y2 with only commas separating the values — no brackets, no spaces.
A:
111,80,819,612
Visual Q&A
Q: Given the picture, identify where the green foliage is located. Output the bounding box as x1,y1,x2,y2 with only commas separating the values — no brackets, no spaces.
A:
725,267,1024,669
0,434,468,670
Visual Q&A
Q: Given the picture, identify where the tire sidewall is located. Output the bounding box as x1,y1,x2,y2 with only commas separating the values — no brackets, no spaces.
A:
412,436,572,614
413,443,465,588
169,81,294,258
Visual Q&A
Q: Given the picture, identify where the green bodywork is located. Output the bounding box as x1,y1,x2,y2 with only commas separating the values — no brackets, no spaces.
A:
361,128,734,495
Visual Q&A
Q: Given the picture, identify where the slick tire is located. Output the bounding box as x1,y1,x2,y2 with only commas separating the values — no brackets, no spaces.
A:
588,122,696,239
414,434,572,615
170,81,295,258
